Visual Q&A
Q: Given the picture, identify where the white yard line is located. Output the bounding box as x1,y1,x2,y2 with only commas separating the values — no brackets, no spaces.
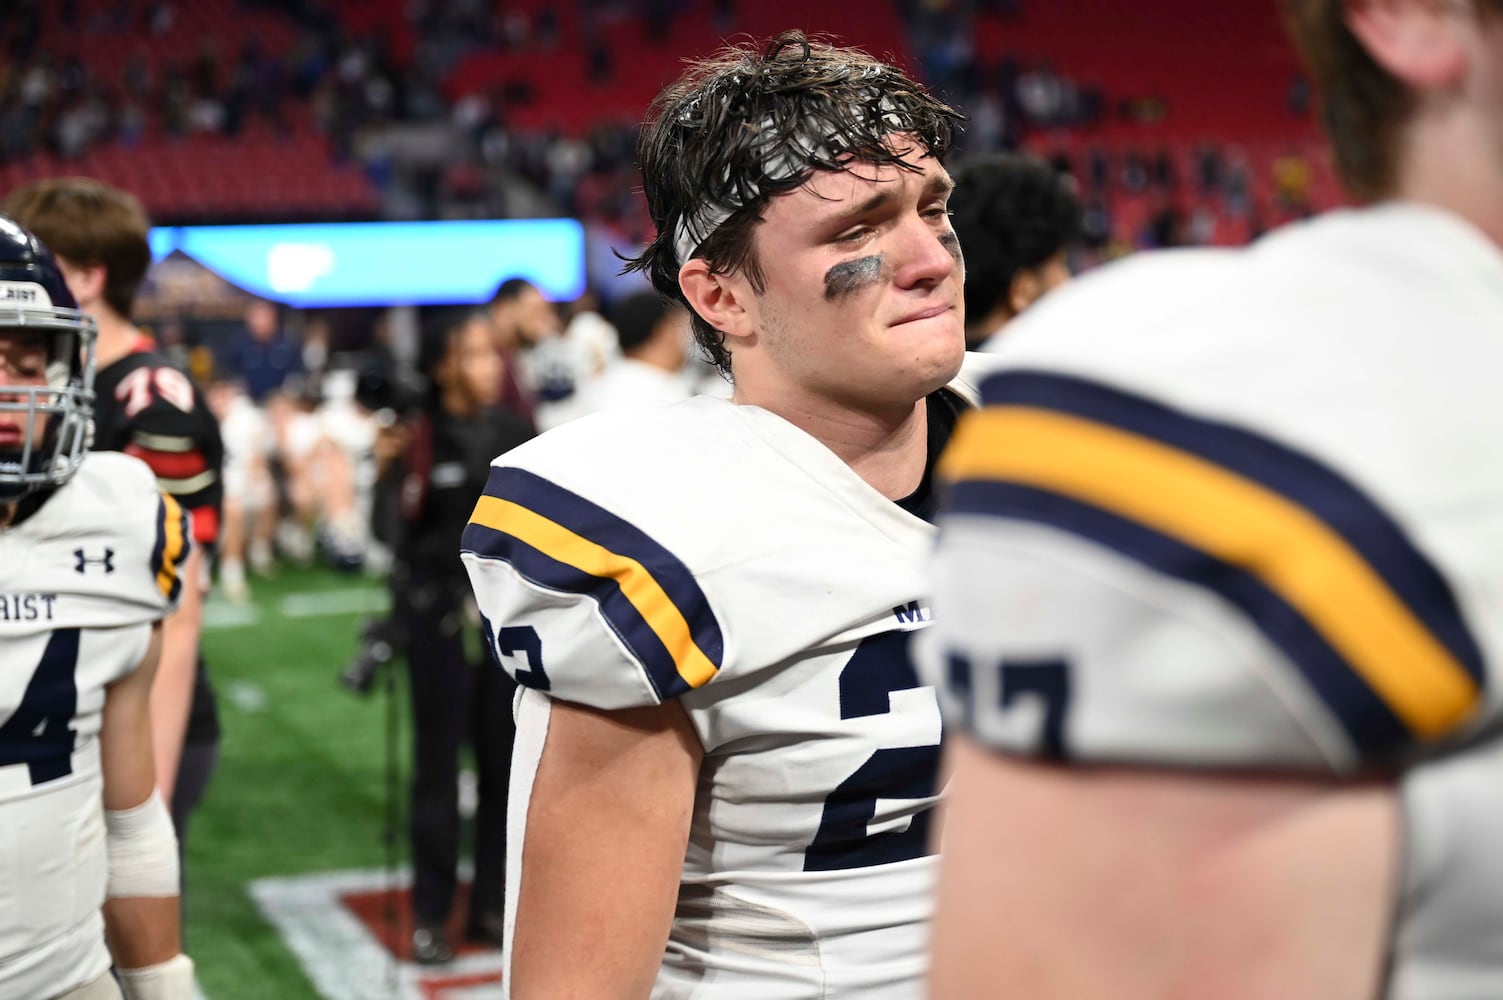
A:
249,867,502,1000
279,589,391,619
201,603,262,631
223,680,269,713
202,588,390,631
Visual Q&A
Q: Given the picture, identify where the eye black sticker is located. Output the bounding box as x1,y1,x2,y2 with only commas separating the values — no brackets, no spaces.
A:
939,232,963,268
823,255,884,301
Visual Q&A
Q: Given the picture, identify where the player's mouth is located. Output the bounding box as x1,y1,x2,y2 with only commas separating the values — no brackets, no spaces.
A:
891,303,954,327
0,424,24,446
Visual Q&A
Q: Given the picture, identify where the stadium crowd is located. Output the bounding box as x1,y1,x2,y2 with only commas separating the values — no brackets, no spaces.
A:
2,0,1332,252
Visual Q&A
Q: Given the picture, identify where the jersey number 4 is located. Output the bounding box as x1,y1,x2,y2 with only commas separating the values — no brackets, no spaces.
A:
0,629,82,786
804,631,941,872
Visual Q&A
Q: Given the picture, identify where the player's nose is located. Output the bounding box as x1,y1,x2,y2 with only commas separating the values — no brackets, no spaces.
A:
890,214,958,291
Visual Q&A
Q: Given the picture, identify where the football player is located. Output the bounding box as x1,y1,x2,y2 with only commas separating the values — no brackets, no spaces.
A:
921,1,1503,998
461,31,977,998
4,180,224,888
946,152,1081,349
0,215,193,998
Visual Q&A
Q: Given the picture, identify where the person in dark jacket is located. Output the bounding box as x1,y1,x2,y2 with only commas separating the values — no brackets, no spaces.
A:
392,307,533,963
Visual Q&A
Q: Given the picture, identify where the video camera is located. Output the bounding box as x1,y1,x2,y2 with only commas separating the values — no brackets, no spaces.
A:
354,362,425,428
340,615,406,696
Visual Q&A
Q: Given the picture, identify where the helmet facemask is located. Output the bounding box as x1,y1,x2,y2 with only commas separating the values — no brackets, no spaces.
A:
0,301,97,503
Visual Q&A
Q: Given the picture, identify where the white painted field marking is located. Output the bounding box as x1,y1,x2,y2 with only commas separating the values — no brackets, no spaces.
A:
279,589,391,619
249,867,504,1000
224,680,269,713
203,587,391,632
202,603,262,631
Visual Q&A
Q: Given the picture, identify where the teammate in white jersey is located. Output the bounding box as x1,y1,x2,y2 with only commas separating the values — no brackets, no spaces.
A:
922,2,1503,998
0,215,193,1000
462,31,970,998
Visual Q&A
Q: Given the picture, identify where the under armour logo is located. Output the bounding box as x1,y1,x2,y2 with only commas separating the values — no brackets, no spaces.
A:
74,548,115,574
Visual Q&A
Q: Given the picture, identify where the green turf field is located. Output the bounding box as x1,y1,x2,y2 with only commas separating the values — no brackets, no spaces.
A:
192,566,395,1000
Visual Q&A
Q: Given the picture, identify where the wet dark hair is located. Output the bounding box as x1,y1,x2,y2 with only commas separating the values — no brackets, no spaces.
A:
610,290,674,354
622,30,963,376
949,153,1081,337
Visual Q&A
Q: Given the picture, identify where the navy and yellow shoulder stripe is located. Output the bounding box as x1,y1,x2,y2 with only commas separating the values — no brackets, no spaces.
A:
461,466,725,701
149,492,191,603
939,370,1486,758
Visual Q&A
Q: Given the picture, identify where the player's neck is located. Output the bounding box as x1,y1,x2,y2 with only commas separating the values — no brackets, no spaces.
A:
0,502,14,530
1396,108,1503,249
92,308,142,370
744,387,931,500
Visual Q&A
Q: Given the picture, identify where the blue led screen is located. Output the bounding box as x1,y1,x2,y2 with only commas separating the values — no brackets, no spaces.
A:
148,219,586,307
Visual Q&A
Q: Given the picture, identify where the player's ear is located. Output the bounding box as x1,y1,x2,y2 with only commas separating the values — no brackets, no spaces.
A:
1346,0,1469,90
679,259,755,344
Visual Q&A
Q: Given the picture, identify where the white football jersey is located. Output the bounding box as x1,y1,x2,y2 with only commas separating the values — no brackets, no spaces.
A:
218,391,272,502
0,451,188,999
579,357,693,416
922,203,1503,999
462,372,980,998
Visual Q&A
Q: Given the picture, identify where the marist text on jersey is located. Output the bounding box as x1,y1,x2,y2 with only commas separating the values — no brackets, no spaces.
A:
0,593,59,621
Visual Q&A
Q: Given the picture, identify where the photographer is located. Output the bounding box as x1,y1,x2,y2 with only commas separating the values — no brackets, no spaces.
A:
385,307,533,963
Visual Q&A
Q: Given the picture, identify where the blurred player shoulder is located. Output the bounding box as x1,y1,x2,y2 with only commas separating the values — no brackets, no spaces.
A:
937,202,1503,771
986,202,1503,561
995,203,1503,426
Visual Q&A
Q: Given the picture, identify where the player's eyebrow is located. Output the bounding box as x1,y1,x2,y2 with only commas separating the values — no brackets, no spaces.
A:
0,333,45,358
818,173,956,229
923,174,957,200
